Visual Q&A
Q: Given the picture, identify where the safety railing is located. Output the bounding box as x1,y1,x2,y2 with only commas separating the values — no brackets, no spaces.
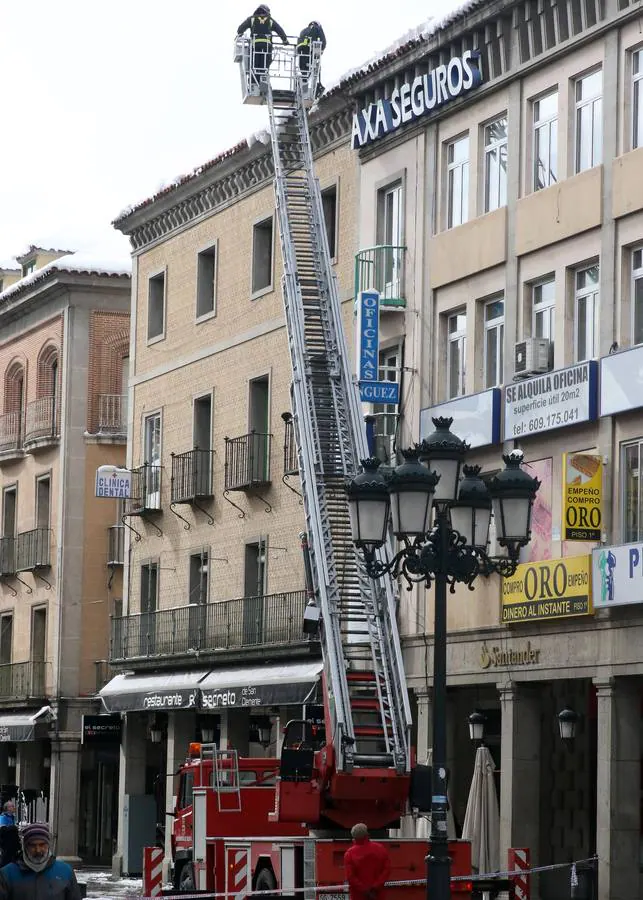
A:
0,661,47,700
0,411,22,453
234,35,323,105
171,449,214,502
110,589,308,661
16,528,51,571
108,525,125,566
224,432,271,490
98,394,128,435
24,396,58,444
354,245,407,308
125,464,162,514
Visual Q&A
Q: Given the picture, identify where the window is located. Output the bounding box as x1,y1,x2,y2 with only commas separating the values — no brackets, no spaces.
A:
373,346,400,465
533,91,558,190
2,487,16,539
0,615,12,666
447,136,469,228
22,261,35,278
575,265,600,361
243,539,266,644
196,245,217,320
189,551,209,605
147,271,166,341
484,117,508,212
30,608,46,663
143,412,161,508
249,376,270,483
575,70,602,173
252,217,274,295
447,312,466,398
36,476,50,530
321,185,338,260
484,299,504,387
177,771,194,810
623,440,643,542
532,279,555,342
377,181,403,298
633,49,643,149
141,562,159,613
632,249,643,346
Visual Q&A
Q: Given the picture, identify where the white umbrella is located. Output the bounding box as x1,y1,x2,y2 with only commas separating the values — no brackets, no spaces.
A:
390,749,456,840
461,745,500,875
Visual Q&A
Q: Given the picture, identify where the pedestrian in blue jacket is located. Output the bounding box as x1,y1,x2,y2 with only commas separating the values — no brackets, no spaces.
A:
0,823,81,900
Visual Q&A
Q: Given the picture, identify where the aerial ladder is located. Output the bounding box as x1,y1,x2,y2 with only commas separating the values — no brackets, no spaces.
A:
235,36,413,832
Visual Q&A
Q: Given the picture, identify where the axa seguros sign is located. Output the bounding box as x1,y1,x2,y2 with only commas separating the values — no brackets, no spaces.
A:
351,50,483,149
502,555,593,623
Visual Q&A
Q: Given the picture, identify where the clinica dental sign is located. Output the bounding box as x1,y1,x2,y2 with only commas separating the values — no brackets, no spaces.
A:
351,50,483,149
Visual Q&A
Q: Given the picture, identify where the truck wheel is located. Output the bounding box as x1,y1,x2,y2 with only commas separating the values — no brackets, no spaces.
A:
178,862,195,892
255,867,278,897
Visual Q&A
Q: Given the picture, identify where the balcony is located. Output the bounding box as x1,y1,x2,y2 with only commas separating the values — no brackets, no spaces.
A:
0,411,23,459
0,538,15,576
24,396,59,449
171,449,214,503
98,394,127,436
110,589,310,663
107,525,124,566
16,529,51,571
0,661,47,701
281,413,298,477
354,245,407,308
224,432,271,490
125,464,162,515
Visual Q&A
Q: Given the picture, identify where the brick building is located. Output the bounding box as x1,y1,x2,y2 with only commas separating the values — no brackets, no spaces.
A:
0,246,130,861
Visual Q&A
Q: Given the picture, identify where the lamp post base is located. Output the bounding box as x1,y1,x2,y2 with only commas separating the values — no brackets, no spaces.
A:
426,846,452,900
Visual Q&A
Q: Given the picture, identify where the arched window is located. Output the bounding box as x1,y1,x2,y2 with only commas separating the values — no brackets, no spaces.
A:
4,362,25,417
36,345,59,400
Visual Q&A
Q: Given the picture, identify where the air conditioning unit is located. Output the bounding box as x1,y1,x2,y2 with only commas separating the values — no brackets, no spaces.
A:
514,338,551,378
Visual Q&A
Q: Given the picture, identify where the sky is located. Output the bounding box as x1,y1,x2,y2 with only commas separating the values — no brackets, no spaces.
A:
0,0,463,267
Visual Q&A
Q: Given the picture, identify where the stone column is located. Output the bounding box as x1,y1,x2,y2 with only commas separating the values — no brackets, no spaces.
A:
595,678,640,900
16,741,42,790
112,714,147,876
498,682,541,870
49,737,81,862
163,712,196,881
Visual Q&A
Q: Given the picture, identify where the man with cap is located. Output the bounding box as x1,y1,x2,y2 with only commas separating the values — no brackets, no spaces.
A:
237,6,289,81
0,823,81,900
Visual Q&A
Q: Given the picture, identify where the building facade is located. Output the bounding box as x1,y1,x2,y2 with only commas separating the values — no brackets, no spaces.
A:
347,0,643,897
109,96,358,877
0,247,130,862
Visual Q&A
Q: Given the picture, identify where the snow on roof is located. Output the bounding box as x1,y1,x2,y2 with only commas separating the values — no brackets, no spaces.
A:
0,260,19,273
0,250,131,303
115,0,485,228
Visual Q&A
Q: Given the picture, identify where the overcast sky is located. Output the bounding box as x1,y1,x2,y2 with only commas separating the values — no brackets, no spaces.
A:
0,0,462,266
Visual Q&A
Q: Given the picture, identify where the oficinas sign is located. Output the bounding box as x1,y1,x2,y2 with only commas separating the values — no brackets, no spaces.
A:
351,50,484,150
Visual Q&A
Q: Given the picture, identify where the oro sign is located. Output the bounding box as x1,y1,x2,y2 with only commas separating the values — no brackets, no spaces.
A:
501,554,592,622
95,465,132,499
563,453,603,542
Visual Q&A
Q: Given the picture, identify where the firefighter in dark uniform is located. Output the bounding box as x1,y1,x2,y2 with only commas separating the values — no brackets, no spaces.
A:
296,20,327,96
237,6,289,78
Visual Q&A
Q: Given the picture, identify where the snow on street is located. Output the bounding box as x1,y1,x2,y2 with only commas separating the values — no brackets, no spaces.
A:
79,870,142,899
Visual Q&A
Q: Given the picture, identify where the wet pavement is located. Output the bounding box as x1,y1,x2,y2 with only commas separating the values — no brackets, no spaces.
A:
78,870,143,899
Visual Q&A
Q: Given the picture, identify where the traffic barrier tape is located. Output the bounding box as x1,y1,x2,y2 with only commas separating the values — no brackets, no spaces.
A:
123,854,599,900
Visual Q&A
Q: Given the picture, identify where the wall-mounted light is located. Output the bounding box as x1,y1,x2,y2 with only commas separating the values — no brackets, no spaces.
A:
201,726,216,744
250,716,272,749
149,727,163,744
468,710,486,744
558,706,579,742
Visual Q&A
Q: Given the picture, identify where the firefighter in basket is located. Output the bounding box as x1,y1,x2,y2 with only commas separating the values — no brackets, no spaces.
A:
237,5,289,82
296,20,327,97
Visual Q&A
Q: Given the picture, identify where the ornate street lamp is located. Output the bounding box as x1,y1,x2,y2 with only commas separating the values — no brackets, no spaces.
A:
468,710,486,744
558,706,579,741
347,417,540,900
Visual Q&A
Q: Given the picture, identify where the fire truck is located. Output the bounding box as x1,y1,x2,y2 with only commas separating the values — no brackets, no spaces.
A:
167,37,478,900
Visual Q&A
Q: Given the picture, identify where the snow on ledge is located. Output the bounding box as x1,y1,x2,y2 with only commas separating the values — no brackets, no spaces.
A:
0,251,131,302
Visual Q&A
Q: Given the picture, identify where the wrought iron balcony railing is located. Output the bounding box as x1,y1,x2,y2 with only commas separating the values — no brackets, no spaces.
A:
125,464,162,514
224,431,271,490
0,661,47,700
107,525,125,566
110,589,308,662
281,413,298,477
98,394,128,435
16,529,51,571
0,411,22,454
354,245,407,308
24,396,58,444
0,538,15,576
171,449,214,503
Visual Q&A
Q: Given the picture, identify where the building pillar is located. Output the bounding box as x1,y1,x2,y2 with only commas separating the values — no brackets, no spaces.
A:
222,709,249,756
113,714,147,876
16,741,42,790
49,737,81,862
498,682,541,869
595,677,640,900
163,712,196,882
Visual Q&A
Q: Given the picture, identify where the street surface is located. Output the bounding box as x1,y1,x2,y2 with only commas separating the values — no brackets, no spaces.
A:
79,871,142,899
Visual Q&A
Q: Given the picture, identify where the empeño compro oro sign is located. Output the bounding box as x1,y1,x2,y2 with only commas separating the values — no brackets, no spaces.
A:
502,555,592,623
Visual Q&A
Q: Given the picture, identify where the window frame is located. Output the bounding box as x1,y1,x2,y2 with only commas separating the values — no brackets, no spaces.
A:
574,68,603,174
321,181,339,263
35,473,51,532
447,311,467,399
140,559,160,613
632,247,643,346
532,278,556,342
251,215,275,299
483,297,505,389
195,242,218,323
446,135,470,229
147,268,167,344
622,439,643,543
189,549,210,605
632,47,643,150
483,116,508,213
0,613,13,666
532,90,558,191
574,264,600,362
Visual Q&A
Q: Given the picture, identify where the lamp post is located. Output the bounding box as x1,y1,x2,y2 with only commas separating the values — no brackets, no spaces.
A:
347,417,540,900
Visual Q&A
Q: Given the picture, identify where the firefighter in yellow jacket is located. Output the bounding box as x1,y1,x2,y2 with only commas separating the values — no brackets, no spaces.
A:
237,6,289,77
296,21,327,97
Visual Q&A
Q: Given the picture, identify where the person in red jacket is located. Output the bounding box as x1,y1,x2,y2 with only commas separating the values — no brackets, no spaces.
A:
344,823,391,900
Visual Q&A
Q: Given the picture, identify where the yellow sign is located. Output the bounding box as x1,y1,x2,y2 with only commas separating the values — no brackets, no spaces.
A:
501,555,592,623
563,453,603,542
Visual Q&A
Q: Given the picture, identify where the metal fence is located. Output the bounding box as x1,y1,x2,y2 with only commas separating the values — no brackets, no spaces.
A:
354,245,406,306
0,661,47,700
98,394,127,434
126,464,162,513
171,449,214,502
224,432,271,490
16,529,51,571
110,589,308,661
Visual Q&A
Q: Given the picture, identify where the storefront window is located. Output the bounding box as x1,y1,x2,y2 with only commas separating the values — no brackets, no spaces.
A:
622,441,642,543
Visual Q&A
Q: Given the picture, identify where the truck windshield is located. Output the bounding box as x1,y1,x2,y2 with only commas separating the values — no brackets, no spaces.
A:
178,771,194,809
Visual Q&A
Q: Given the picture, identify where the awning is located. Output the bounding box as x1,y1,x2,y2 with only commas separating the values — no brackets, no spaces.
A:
99,670,209,713
99,661,323,714
199,661,323,710
0,706,54,743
